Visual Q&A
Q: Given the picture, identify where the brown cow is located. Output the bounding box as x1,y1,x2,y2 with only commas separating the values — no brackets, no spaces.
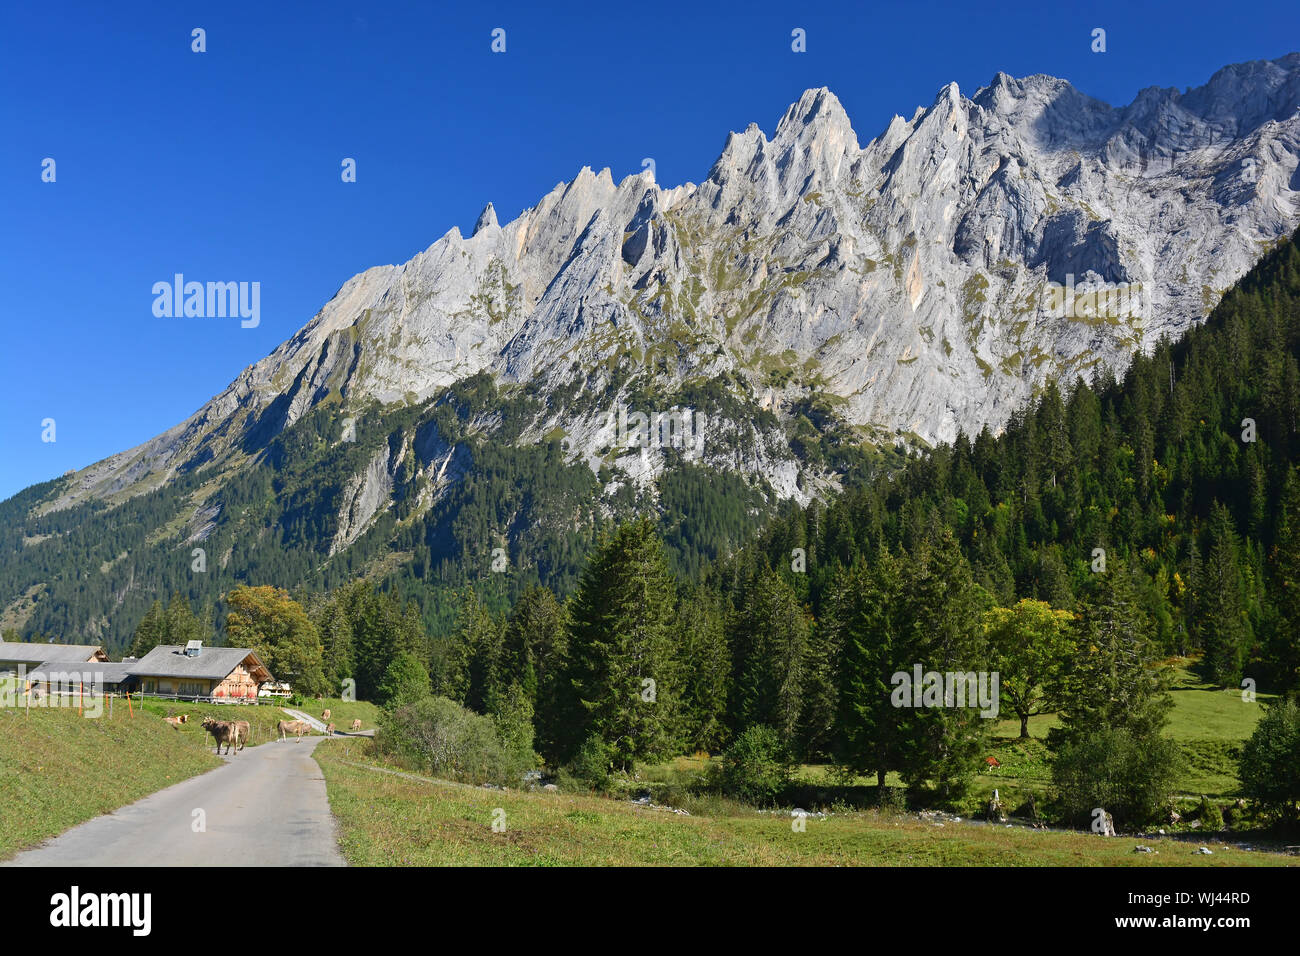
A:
276,719,311,741
231,720,251,752
350,719,362,731
201,717,237,755
163,716,184,729
321,709,332,720
325,722,336,737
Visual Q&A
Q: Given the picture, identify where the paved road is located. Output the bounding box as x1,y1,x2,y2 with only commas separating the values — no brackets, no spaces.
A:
281,707,328,732
5,737,344,867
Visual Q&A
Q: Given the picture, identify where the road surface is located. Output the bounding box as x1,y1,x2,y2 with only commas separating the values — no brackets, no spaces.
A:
5,737,344,867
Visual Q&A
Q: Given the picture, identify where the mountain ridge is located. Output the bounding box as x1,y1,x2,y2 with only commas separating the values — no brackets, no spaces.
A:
43,54,1300,519
4,55,1299,650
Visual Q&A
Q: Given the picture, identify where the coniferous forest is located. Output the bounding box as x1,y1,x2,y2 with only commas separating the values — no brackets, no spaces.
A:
7,232,1300,827
48,226,1296,828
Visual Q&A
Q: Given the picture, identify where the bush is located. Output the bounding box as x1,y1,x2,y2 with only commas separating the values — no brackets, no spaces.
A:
1197,795,1224,831
489,683,538,781
376,696,509,785
1238,697,1300,823
720,725,793,805
377,653,431,709
569,734,613,791
1051,726,1184,828
878,785,908,815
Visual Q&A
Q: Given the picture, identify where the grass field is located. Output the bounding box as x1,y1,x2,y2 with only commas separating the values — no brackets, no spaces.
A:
312,739,1297,866
134,695,381,747
0,689,381,859
289,696,382,733
769,661,1274,817
0,703,220,858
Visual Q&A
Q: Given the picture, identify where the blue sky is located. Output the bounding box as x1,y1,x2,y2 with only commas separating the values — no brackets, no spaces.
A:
2,0,1298,501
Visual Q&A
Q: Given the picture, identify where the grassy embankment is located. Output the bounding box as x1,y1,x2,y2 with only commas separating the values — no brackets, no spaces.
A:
312,738,1296,866
311,663,1292,866
0,700,219,858
0,685,381,857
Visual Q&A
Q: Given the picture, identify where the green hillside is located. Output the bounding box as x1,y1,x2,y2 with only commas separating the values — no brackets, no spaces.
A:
313,739,1296,867
0,701,220,857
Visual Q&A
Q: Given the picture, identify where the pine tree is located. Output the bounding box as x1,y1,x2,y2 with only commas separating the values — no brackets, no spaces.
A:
894,532,993,801
1267,467,1300,689
832,550,907,790
500,585,569,759
676,585,730,754
1196,502,1251,686
1052,562,1172,747
728,567,810,751
130,600,166,657
562,519,681,769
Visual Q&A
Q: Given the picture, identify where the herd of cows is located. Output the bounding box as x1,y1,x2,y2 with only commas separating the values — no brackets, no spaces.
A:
159,708,364,753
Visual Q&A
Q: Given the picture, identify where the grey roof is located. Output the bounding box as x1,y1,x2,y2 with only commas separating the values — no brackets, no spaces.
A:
0,641,105,664
126,645,270,681
27,661,135,685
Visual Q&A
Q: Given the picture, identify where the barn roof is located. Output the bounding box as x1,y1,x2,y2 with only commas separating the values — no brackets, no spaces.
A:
27,661,136,685
127,645,272,683
0,641,107,664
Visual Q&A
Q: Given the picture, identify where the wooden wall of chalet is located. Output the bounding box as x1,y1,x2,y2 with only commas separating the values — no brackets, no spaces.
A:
213,661,260,700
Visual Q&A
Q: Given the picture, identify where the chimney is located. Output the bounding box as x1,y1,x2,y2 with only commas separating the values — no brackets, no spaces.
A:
185,640,203,658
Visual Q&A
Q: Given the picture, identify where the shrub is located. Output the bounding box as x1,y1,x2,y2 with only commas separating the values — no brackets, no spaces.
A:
720,725,793,805
569,734,613,791
489,683,538,781
878,785,908,815
376,696,509,785
377,653,431,709
1197,795,1224,831
1238,697,1300,823
1051,726,1184,828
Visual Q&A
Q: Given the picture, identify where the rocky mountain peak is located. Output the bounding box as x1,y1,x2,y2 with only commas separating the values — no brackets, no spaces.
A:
47,54,1300,516
472,202,499,235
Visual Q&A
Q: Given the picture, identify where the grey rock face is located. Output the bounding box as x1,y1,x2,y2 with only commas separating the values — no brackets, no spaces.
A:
54,55,1300,510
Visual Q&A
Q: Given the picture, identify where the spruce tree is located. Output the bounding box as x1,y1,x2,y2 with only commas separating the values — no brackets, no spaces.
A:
1052,562,1172,747
728,566,810,751
832,550,907,791
676,585,730,754
562,519,681,769
1268,467,1300,689
894,531,993,801
1196,502,1250,686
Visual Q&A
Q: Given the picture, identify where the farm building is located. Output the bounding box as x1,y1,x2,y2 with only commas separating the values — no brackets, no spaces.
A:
0,641,108,677
23,660,137,696
126,643,273,702
257,680,293,699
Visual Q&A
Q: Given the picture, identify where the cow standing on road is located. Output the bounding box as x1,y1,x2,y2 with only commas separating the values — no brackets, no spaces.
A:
276,719,311,741
325,723,336,737
201,717,238,755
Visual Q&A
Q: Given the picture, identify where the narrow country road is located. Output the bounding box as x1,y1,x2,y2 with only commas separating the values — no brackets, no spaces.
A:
5,737,344,867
